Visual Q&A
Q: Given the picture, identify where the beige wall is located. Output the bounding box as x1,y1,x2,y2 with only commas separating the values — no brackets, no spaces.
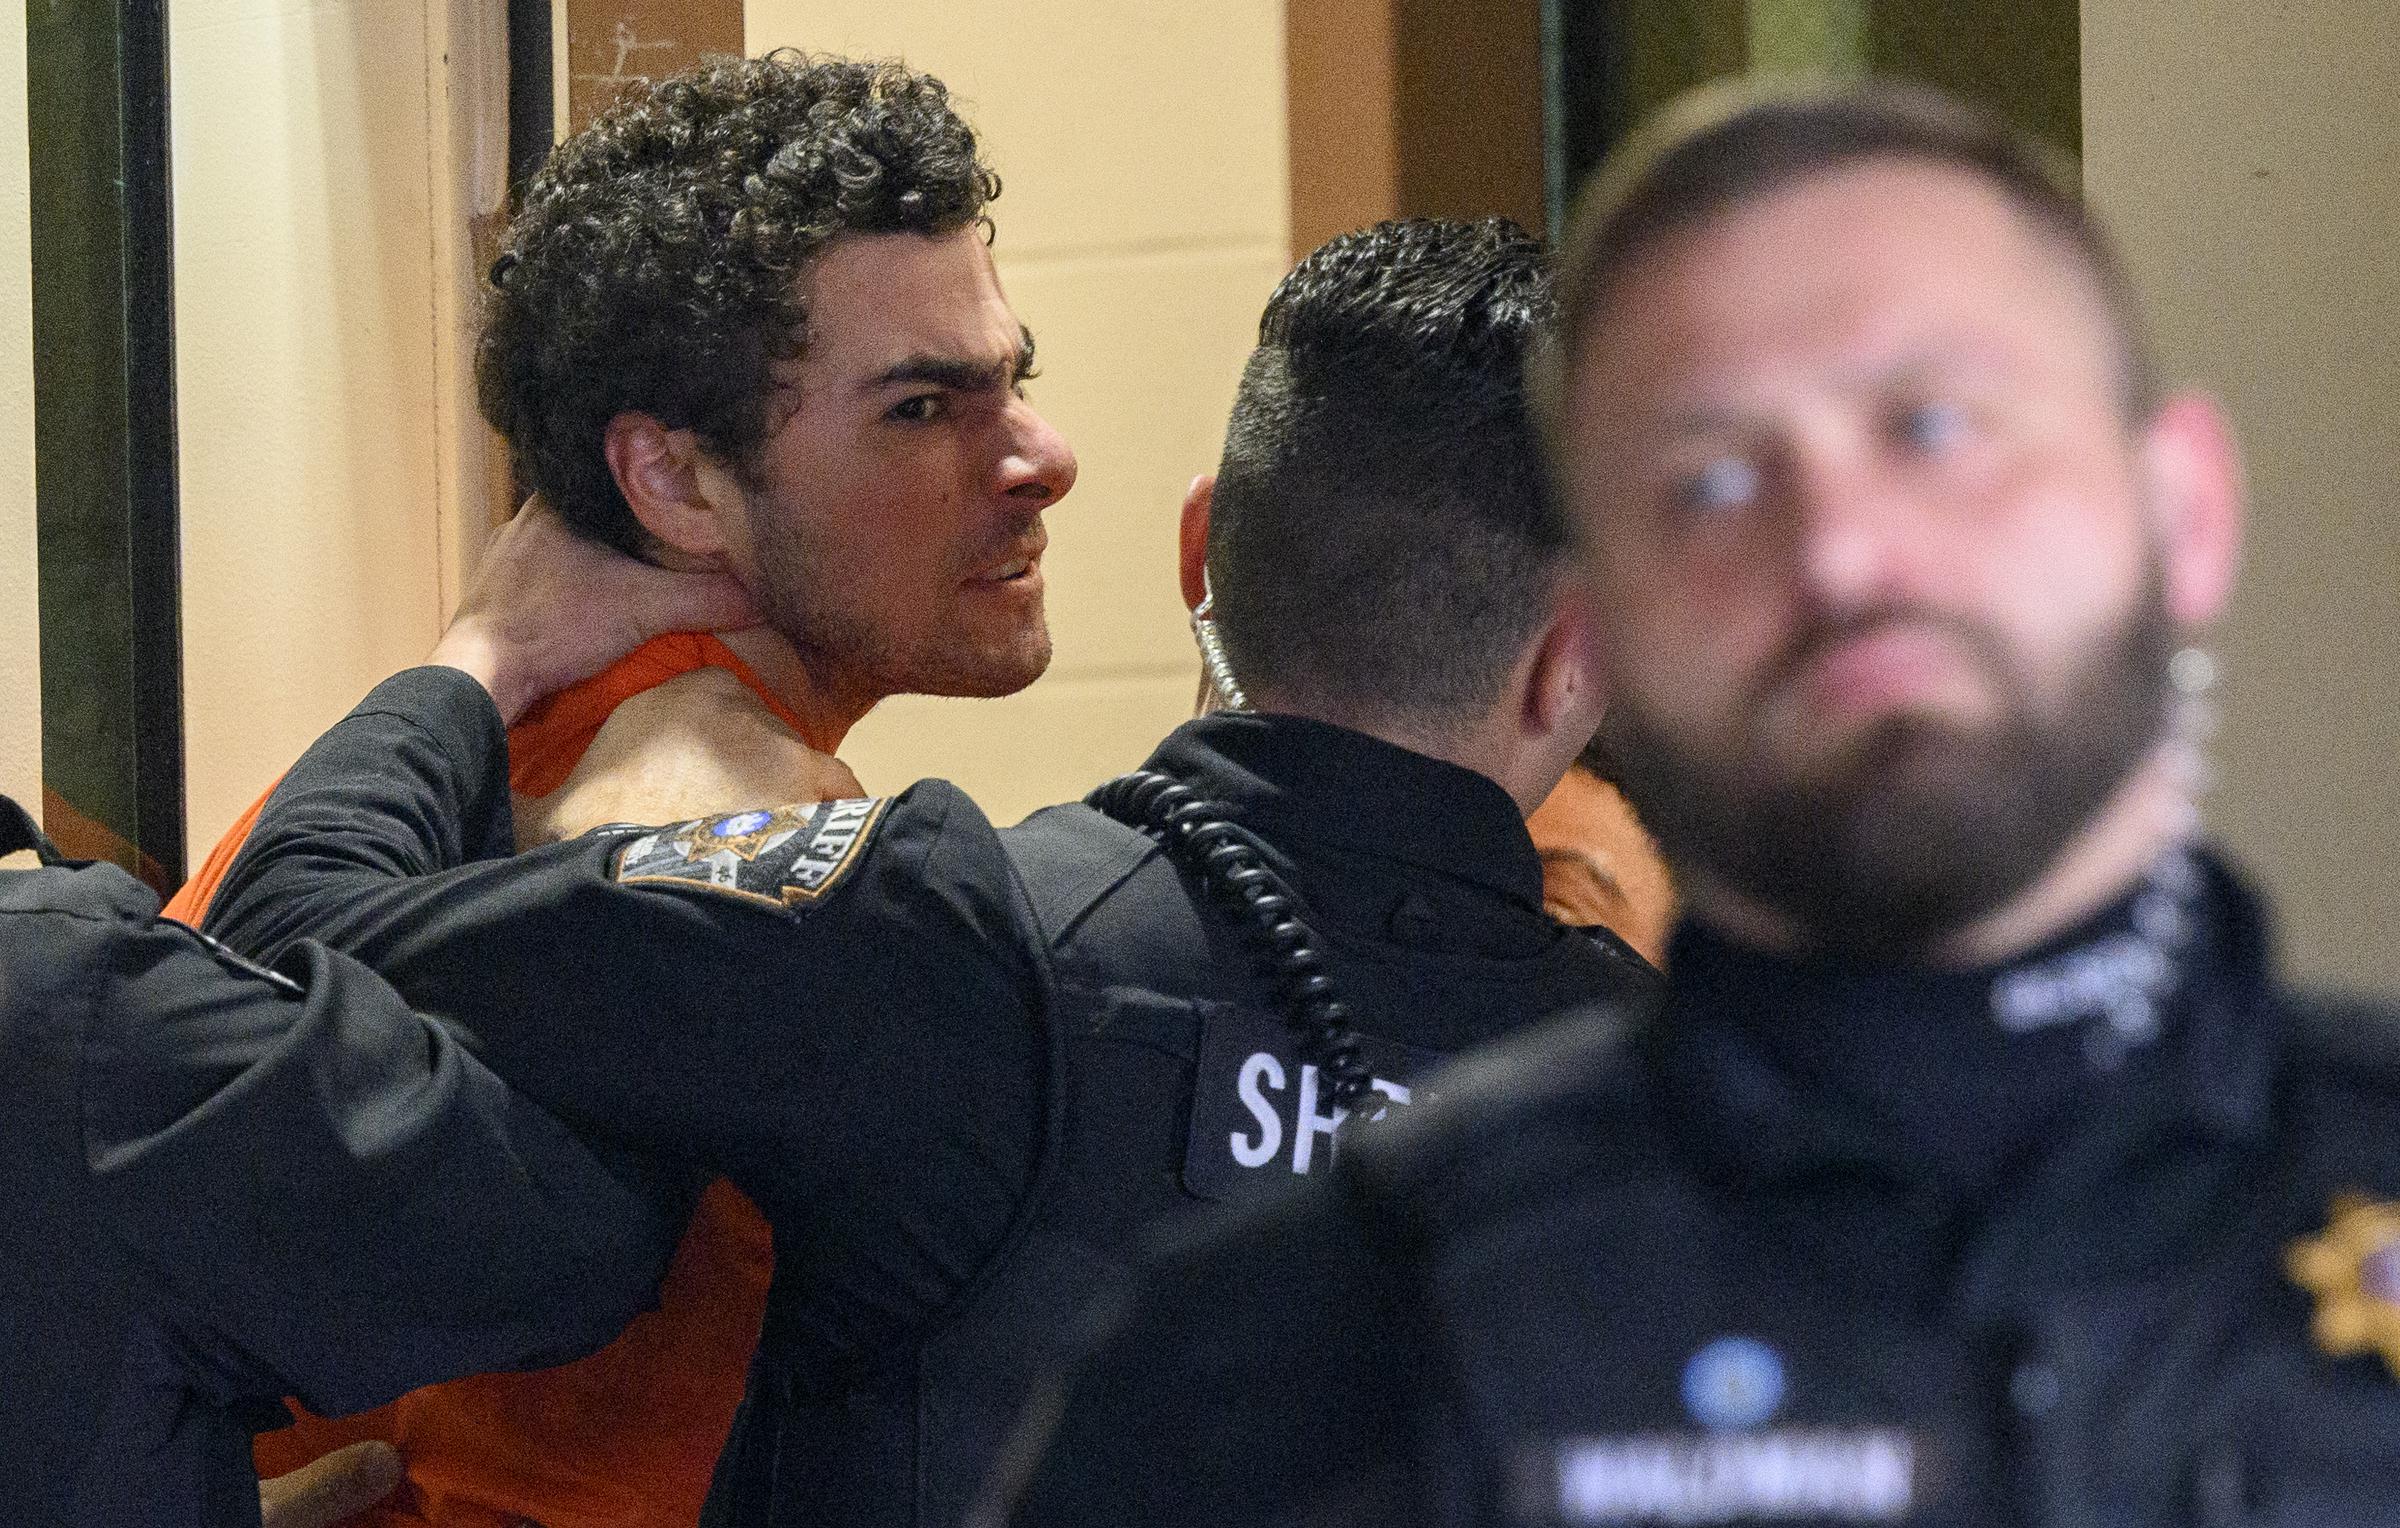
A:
746,2,1291,824
2085,3,2400,990
171,1,495,863
0,13,36,818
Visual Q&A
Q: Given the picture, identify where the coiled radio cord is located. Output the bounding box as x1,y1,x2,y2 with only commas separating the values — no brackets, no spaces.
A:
1085,770,1378,1114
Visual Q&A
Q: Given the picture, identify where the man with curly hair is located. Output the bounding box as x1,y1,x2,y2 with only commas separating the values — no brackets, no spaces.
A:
170,50,1074,1528
477,50,1073,733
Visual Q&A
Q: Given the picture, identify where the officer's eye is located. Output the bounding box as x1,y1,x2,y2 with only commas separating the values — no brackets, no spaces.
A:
1893,400,1970,453
888,393,946,424
1673,455,1761,515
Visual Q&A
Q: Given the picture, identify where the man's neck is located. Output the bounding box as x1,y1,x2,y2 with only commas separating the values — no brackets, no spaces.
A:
1688,745,2194,969
714,626,875,755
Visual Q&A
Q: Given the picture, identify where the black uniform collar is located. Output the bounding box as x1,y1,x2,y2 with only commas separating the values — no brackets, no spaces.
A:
1139,710,1544,911
1652,844,2281,1196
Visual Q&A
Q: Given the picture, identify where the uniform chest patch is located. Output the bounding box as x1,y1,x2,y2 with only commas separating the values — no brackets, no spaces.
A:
1182,1006,1441,1201
611,797,889,910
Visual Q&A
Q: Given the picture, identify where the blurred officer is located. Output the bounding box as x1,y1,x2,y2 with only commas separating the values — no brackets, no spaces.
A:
0,510,743,1526
200,217,1660,1528
1002,82,2400,1528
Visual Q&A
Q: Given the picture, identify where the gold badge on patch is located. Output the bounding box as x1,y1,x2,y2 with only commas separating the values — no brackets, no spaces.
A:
614,796,892,911
668,803,817,864
2286,1191,2400,1379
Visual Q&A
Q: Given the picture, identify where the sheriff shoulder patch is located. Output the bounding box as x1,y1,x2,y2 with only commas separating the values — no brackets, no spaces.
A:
611,797,890,911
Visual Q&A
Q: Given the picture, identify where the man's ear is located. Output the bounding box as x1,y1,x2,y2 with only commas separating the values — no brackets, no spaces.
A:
603,411,738,563
2140,390,2245,629
1178,473,1214,613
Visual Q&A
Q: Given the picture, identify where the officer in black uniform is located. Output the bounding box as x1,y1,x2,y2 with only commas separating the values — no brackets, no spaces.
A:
202,218,1661,1528
0,501,741,1528
1000,84,2400,1528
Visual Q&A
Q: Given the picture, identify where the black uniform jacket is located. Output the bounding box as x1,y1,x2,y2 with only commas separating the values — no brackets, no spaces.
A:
202,667,1659,1526
1010,852,2400,1528
0,796,676,1528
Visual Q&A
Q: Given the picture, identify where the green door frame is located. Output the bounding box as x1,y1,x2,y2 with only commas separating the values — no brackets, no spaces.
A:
26,0,184,892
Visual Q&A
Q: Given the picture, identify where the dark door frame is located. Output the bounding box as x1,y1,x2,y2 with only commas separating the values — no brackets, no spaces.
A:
26,0,184,891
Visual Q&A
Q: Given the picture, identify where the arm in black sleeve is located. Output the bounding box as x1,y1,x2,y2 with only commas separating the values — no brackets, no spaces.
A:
80,913,686,1419
203,664,1052,1356
204,664,518,960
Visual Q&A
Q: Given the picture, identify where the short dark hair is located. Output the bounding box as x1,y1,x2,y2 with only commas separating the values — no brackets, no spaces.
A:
478,50,999,555
1208,217,1568,729
1538,80,2157,437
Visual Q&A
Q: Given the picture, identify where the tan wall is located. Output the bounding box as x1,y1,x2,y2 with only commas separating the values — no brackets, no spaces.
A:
2084,3,2400,991
171,1,492,863
0,12,36,817
746,2,1291,825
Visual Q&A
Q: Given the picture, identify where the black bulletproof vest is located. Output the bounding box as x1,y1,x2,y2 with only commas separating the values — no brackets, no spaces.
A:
710,798,1652,1528
1343,989,2400,1528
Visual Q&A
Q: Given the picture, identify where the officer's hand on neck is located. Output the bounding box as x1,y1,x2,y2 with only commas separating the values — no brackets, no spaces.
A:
426,497,758,726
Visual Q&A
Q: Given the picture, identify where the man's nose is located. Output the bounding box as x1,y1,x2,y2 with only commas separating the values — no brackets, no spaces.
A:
998,401,1078,506
1785,442,1917,613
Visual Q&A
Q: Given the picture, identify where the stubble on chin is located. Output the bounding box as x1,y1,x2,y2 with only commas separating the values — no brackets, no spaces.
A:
938,622,1054,698
881,605,1055,701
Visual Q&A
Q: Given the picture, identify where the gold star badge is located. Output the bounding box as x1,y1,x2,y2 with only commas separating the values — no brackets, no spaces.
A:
2287,1191,2400,1379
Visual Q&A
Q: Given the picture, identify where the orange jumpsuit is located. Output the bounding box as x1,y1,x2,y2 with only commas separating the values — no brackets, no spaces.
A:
169,634,803,1528
1525,764,1676,966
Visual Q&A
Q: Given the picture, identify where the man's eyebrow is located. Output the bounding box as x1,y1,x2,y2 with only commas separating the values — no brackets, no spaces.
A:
1653,401,1751,437
865,328,1041,393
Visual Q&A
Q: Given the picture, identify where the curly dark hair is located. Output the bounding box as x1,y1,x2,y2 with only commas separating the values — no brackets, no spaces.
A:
477,50,1001,554
1208,217,1568,727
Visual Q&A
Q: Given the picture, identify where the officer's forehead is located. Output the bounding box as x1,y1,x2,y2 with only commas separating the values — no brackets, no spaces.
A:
1562,163,2123,429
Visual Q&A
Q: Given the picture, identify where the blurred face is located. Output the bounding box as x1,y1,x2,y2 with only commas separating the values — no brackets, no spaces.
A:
1559,160,2178,951
715,229,1077,709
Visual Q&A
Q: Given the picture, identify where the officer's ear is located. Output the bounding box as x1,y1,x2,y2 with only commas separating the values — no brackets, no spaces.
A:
1178,473,1215,614
603,411,742,566
2139,389,2245,630
1521,575,1609,745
